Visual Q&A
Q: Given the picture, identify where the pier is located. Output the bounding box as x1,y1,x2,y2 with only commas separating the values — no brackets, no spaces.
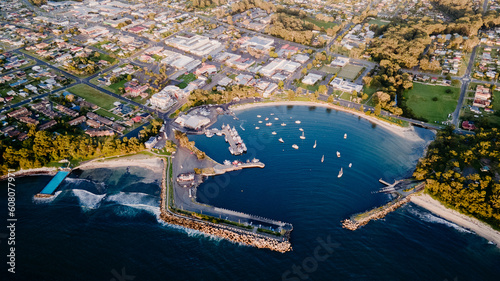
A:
206,124,247,155
212,160,265,175
35,170,70,198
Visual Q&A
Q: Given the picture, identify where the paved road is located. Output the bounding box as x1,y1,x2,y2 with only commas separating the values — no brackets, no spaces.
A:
451,45,479,127
483,0,489,14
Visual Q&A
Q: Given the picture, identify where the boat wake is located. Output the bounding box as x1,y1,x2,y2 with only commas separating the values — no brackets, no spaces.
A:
408,207,472,234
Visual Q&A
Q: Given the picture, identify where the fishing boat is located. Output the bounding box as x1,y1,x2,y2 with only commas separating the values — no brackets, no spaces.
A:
295,120,301,124
255,127,260,130
281,123,286,126
338,167,343,178
265,117,269,121
299,128,303,132
313,140,317,148
321,155,324,162
337,151,340,157
266,122,272,126
270,113,274,115
258,120,262,123
274,117,279,120
344,133,347,139
292,144,299,149
272,131,277,135
257,115,261,118
300,132,305,139
279,138,284,143
349,163,352,168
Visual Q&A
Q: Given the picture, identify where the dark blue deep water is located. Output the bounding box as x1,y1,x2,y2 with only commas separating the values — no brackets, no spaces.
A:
2,105,500,281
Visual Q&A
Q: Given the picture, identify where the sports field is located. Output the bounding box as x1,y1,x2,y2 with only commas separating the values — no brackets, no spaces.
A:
403,82,460,123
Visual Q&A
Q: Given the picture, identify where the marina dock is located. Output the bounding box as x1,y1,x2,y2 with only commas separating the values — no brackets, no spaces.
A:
205,125,247,155
35,170,70,198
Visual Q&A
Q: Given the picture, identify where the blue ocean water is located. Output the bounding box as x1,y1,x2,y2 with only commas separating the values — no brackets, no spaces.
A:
2,105,500,281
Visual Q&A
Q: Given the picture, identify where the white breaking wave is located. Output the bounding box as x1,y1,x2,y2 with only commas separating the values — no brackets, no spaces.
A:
71,189,106,209
32,190,62,204
64,177,107,193
105,192,159,208
409,207,473,234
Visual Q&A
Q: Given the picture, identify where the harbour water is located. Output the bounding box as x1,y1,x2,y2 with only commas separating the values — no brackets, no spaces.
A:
2,105,500,280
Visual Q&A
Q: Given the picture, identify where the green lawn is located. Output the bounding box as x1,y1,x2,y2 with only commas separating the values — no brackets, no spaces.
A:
67,84,120,110
338,64,364,81
403,82,460,123
492,90,500,111
94,108,122,121
179,73,197,83
178,73,197,89
304,17,337,29
108,79,127,94
296,82,320,93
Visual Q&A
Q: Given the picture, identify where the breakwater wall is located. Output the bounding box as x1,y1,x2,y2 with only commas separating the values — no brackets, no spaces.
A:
159,159,292,253
342,195,414,231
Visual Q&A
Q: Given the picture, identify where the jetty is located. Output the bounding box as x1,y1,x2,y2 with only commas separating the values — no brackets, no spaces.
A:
35,170,70,198
212,159,265,175
342,179,425,230
206,124,247,155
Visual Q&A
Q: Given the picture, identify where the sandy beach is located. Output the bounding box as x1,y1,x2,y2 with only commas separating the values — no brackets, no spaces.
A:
230,101,423,141
76,154,164,174
411,193,500,248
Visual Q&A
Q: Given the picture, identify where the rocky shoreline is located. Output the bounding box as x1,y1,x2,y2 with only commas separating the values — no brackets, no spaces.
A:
0,167,58,180
159,159,292,253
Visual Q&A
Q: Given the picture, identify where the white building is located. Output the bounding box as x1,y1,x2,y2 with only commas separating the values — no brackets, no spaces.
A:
330,78,363,93
149,85,183,110
302,73,323,85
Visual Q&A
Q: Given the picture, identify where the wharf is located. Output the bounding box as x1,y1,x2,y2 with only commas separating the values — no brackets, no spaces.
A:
212,161,265,175
35,170,71,198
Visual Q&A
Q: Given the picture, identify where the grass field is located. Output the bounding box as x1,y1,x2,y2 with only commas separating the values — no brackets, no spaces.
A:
108,79,127,94
403,82,460,123
493,90,500,111
296,82,320,93
367,18,390,27
338,64,364,81
319,65,340,74
178,73,197,89
304,17,337,29
67,84,120,110
94,108,122,121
